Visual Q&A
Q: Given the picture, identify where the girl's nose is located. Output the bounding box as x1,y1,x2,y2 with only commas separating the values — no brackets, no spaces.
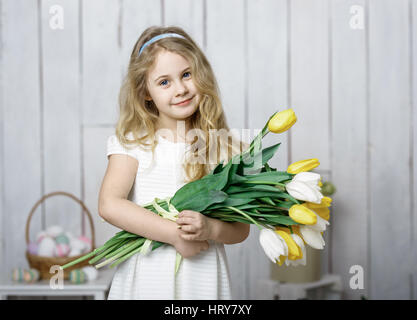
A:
175,81,188,95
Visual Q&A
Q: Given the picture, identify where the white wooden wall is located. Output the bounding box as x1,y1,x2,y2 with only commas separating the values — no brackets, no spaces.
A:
1,0,416,300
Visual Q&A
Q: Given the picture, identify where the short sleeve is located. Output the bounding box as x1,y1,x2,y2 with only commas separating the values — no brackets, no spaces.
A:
106,135,138,161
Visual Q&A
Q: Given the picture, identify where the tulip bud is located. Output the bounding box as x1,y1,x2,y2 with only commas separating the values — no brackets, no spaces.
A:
289,204,317,225
287,158,320,174
275,230,300,258
321,181,336,196
310,207,330,221
299,225,325,249
305,196,332,209
267,109,297,133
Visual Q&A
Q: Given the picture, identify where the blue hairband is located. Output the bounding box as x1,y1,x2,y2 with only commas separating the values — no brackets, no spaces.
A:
138,33,186,56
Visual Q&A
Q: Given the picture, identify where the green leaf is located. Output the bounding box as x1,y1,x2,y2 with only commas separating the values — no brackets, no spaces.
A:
241,142,281,172
174,190,228,212
226,185,282,194
171,162,232,209
211,160,225,175
205,197,254,210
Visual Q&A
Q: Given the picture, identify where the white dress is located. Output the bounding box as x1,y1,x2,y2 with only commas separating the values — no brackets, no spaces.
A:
105,132,232,300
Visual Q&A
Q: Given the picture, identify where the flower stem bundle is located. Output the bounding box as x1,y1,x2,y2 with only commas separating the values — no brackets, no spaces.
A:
60,109,332,272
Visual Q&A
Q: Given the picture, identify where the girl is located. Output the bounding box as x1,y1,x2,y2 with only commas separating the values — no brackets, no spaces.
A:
99,26,250,300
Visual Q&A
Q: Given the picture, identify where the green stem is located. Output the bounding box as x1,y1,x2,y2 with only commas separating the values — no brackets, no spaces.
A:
244,181,286,187
60,239,119,270
88,238,131,264
226,206,262,230
95,239,144,269
109,243,145,269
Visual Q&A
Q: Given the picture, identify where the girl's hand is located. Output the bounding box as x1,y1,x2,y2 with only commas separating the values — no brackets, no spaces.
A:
176,210,213,241
172,235,209,259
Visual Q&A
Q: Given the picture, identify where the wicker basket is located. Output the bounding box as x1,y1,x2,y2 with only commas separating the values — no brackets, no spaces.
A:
25,191,96,280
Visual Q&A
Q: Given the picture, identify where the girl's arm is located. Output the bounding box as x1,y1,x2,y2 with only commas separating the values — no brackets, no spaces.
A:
208,219,250,245
98,154,178,246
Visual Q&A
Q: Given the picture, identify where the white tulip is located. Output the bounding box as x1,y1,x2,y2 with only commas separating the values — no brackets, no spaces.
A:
299,225,326,250
285,234,307,267
285,180,323,204
259,228,288,264
292,172,321,187
308,214,330,232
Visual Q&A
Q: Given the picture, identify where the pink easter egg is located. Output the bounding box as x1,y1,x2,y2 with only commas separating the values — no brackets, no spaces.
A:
54,243,70,257
78,236,92,251
35,231,48,244
27,242,38,255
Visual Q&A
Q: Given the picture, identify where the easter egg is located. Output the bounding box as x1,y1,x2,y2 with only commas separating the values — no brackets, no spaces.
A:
81,266,98,281
70,238,86,251
54,243,70,257
23,269,40,283
65,231,75,242
69,269,86,284
27,241,39,255
46,225,64,238
35,231,48,244
11,267,25,282
37,236,55,257
78,236,92,252
68,247,82,257
55,233,70,245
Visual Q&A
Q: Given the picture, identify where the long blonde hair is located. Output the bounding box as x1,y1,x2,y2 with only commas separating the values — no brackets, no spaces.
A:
115,25,249,183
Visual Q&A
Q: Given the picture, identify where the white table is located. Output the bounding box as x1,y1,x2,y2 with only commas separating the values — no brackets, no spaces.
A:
0,268,116,300
256,274,343,300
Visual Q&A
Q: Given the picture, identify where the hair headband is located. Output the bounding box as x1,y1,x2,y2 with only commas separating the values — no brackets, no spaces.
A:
138,33,186,56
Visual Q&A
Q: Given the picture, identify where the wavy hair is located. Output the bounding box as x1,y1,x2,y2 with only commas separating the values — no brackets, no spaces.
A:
115,25,249,183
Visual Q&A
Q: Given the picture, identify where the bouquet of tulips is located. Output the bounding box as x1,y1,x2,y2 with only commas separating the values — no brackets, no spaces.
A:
60,108,332,273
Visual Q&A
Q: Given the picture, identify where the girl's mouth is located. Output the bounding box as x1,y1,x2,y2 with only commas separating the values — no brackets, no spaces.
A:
174,96,194,106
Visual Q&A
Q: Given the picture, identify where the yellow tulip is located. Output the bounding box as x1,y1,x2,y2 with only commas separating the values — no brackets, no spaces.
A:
311,207,330,221
267,109,297,133
277,255,286,266
275,226,291,234
305,196,332,209
275,230,300,258
287,158,320,174
289,204,317,225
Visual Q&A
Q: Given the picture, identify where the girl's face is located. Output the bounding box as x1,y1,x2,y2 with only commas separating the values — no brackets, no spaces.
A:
146,50,200,130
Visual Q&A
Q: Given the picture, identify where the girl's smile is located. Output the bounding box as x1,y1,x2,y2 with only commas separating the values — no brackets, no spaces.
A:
173,95,194,106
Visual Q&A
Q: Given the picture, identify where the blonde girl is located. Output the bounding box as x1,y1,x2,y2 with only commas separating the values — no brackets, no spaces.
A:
99,25,250,300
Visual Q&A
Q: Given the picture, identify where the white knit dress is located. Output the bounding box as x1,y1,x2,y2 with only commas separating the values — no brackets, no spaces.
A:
105,132,232,300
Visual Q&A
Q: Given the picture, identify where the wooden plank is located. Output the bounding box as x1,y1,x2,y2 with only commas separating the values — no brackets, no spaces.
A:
0,0,4,275
164,0,204,48
206,0,245,129
2,0,42,275
121,0,161,78
83,127,121,247
206,0,246,299
290,0,330,171
331,0,368,300
368,0,411,299
41,0,82,238
247,0,289,299
411,0,417,300
82,0,121,125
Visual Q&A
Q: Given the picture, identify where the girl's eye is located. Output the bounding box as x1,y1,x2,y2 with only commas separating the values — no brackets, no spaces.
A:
159,72,191,86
